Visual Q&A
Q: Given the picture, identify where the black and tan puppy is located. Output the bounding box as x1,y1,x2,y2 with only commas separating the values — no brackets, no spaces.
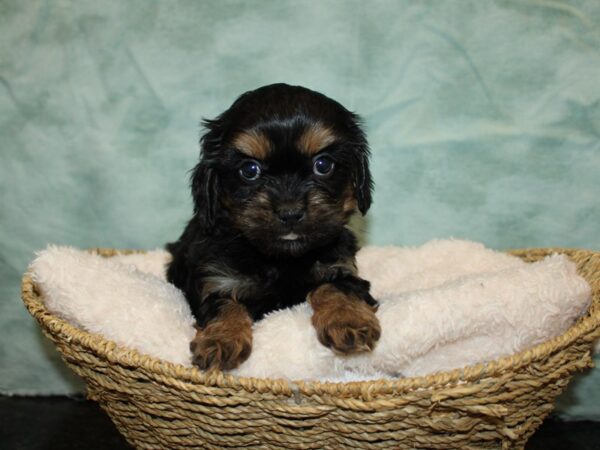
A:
167,83,380,371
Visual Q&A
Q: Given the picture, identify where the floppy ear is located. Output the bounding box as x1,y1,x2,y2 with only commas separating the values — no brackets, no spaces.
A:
191,161,219,231
350,122,373,215
190,117,227,230
354,147,373,215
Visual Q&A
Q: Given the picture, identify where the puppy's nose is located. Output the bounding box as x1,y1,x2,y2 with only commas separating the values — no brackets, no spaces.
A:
278,208,306,226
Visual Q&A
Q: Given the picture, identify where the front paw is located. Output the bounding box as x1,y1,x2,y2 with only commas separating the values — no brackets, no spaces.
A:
310,284,381,355
190,324,252,371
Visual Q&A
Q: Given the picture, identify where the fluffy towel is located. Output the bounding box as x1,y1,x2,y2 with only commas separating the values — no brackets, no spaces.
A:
30,240,592,381
31,247,194,366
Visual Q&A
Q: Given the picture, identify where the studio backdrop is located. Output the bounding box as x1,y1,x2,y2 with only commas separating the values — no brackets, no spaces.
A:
1,0,599,419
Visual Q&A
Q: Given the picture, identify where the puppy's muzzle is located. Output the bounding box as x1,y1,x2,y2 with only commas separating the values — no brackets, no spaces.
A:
277,207,306,227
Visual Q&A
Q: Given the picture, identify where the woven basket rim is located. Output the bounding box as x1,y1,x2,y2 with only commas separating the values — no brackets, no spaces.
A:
21,247,600,399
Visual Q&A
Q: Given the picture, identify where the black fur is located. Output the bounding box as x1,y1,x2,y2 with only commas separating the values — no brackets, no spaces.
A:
167,83,376,364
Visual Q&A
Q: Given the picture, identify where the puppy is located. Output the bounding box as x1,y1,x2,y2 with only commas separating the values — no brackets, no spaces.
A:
167,83,380,371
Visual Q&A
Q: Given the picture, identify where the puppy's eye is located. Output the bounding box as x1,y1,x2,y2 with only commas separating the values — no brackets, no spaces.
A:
313,156,335,177
239,160,262,181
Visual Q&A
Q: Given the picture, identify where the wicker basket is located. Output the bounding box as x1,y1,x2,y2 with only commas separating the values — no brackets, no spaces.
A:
21,248,600,450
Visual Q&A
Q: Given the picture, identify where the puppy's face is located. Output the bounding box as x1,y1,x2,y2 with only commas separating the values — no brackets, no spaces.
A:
192,84,372,256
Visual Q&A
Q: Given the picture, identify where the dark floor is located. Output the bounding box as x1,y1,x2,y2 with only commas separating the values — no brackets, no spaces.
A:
1,396,599,449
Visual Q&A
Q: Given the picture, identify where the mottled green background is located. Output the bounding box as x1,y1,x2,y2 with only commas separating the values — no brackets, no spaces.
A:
1,0,599,418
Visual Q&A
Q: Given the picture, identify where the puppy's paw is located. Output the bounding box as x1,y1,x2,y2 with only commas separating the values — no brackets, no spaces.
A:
191,329,252,371
309,284,381,355
190,321,252,371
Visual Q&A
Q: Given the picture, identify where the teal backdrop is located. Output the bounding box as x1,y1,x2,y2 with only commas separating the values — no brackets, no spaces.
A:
1,0,599,418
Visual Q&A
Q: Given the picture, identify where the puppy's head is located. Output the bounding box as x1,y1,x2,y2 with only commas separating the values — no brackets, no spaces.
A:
191,83,372,256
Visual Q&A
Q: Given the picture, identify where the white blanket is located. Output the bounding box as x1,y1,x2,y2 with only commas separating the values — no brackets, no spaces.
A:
30,240,592,381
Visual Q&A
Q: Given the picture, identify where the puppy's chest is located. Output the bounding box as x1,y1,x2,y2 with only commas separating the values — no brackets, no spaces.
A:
247,262,315,299
204,260,319,314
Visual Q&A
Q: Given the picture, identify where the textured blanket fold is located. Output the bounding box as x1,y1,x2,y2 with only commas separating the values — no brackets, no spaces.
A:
30,240,591,381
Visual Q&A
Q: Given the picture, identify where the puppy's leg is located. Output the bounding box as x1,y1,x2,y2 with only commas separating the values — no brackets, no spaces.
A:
190,300,253,371
308,280,380,355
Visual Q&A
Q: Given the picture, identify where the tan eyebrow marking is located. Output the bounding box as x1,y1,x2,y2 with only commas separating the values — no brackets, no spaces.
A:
231,130,272,160
297,123,338,156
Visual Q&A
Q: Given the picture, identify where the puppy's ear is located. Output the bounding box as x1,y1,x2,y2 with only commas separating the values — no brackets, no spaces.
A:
350,121,373,215
191,162,219,230
355,149,373,215
190,117,227,230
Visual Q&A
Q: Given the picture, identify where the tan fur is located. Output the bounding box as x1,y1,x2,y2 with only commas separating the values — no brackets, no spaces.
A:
234,180,353,240
306,190,345,223
190,301,253,371
342,183,357,214
297,123,337,156
234,190,275,230
308,284,380,355
232,130,271,160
